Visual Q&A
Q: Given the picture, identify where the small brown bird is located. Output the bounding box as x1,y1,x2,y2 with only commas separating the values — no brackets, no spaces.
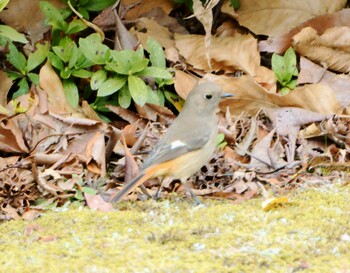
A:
110,82,232,203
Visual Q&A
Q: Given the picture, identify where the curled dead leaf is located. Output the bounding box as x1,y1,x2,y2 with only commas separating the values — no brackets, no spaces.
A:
262,196,289,211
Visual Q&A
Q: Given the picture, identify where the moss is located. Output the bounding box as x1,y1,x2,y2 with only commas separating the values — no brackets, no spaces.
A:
0,185,349,272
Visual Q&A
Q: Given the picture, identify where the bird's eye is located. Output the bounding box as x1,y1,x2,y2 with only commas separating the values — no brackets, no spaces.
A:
205,94,212,99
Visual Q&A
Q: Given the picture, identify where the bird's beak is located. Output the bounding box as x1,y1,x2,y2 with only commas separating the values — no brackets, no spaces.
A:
221,93,234,99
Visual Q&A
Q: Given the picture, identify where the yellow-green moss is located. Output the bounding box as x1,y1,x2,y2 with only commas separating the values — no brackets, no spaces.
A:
0,185,349,272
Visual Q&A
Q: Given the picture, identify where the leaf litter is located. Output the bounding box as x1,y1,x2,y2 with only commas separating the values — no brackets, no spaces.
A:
1,0,350,219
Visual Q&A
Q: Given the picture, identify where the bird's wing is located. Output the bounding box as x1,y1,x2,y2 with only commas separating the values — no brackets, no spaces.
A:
141,131,211,169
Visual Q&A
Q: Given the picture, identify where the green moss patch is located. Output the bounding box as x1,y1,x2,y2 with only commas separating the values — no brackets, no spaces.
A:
1,185,349,272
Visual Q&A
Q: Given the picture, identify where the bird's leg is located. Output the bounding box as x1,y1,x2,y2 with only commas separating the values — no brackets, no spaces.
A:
139,184,152,199
154,177,172,200
182,182,202,205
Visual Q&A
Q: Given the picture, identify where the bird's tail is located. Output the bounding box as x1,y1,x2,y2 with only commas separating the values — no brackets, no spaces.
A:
110,171,154,203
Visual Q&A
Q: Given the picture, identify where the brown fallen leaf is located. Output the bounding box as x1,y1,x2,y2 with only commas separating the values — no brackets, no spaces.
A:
39,62,77,115
292,27,350,73
108,105,148,128
122,0,174,20
21,208,43,221
174,70,198,99
85,132,106,175
0,71,12,109
175,33,259,75
0,0,65,43
259,8,350,53
132,17,175,50
84,193,114,212
206,74,343,115
188,0,220,69
0,118,29,153
298,58,350,112
233,0,346,37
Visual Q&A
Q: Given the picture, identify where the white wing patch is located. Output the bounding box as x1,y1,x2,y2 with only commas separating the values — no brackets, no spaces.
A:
170,140,186,149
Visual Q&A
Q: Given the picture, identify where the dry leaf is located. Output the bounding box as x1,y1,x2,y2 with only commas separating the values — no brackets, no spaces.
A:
297,57,327,85
0,119,29,153
174,70,198,99
39,62,77,115
188,0,220,69
85,193,114,212
175,33,259,75
0,0,65,43
292,27,350,73
0,71,12,109
235,0,346,37
122,0,174,20
250,129,286,170
297,57,350,112
114,8,138,50
262,196,289,211
85,132,106,175
259,8,350,53
206,74,343,115
264,107,328,137
132,17,174,49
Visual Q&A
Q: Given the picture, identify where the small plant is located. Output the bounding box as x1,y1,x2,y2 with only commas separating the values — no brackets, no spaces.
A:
5,41,49,98
217,133,227,149
271,47,298,95
3,0,175,121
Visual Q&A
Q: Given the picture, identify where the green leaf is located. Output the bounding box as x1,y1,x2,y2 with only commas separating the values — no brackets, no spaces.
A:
71,69,92,78
66,19,87,34
52,37,76,63
52,46,68,62
128,75,148,106
230,0,240,9
285,79,297,89
138,67,172,79
82,0,115,11
79,33,110,65
156,90,165,106
272,47,298,88
147,37,165,68
6,71,22,81
97,76,126,97
0,25,28,43
39,1,68,31
48,52,64,70
280,87,290,96
28,73,39,86
109,50,148,75
91,70,107,90
63,79,79,108
0,0,9,12
284,47,298,77
75,50,94,69
68,43,79,69
118,85,131,108
26,42,49,71
77,7,89,19
7,43,27,74
13,78,29,98
164,91,184,111
146,86,162,105
60,67,72,79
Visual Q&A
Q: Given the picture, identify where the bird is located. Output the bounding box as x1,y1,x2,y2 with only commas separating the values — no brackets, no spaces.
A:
110,82,233,203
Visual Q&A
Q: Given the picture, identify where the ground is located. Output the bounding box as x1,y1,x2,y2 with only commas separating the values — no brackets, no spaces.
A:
0,183,349,272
